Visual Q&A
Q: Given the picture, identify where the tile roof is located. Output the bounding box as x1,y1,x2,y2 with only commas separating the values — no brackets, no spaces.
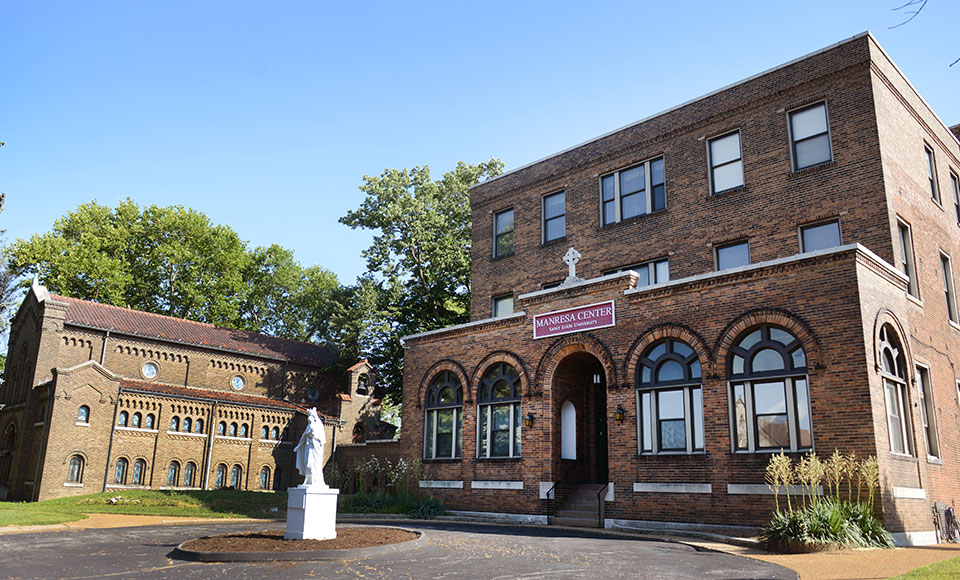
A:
120,380,309,413
347,359,370,371
50,294,336,367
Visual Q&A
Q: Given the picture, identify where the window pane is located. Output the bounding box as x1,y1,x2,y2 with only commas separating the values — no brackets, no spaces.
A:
425,411,435,458
437,409,453,458
620,166,645,195
494,296,513,317
657,360,684,382
659,419,686,450
692,388,704,450
513,402,521,456
791,348,806,369
754,381,787,414
650,158,664,185
456,410,463,457
733,384,748,449
791,104,827,140
654,260,669,284
603,200,616,225
635,264,651,287
769,327,793,345
651,183,666,212
658,390,685,419
802,221,841,252
712,160,743,192
732,355,744,375
717,242,749,270
672,341,693,358
496,210,513,234
795,135,831,169
602,175,615,202
478,406,488,457
738,329,762,350
621,191,645,220
710,132,741,166
757,415,789,448
752,348,785,372
545,216,565,241
544,192,564,219
794,379,812,448
641,392,652,452
496,231,513,255
885,381,904,453
690,360,701,379
492,404,511,430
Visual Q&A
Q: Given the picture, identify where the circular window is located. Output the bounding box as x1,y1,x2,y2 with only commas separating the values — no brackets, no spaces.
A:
307,388,320,401
141,362,159,380
231,375,245,390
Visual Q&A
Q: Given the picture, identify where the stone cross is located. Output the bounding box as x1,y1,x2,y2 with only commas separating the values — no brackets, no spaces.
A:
563,247,583,284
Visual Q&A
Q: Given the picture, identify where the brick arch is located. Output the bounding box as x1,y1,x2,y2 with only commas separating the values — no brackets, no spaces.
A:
416,359,470,408
471,351,531,400
536,333,618,392
715,308,823,375
872,309,913,377
624,323,712,386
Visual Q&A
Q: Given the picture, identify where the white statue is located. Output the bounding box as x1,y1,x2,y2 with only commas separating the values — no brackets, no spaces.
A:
294,407,327,488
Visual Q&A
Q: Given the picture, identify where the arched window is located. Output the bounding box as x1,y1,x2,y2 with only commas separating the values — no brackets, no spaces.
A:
728,325,811,452
239,423,249,438
67,455,84,483
184,462,196,487
78,405,90,424
182,418,192,432
117,410,128,427
357,374,369,395
132,459,146,485
637,339,704,453
261,426,269,439
259,466,271,490
215,463,227,488
169,416,180,432
217,422,226,435
424,371,463,459
131,412,142,428
144,414,155,429
167,461,180,486
0,424,17,485
229,423,238,437
477,363,521,458
114,457,128,484
271,427,280,440
195,418,204,433
274,467,283,490
879,324,914,455
231,465,242,489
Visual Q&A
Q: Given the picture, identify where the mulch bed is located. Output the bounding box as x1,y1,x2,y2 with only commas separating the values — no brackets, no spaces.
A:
181,527,418,553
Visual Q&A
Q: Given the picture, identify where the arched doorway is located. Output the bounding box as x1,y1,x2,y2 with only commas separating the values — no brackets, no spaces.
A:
552,352,608,484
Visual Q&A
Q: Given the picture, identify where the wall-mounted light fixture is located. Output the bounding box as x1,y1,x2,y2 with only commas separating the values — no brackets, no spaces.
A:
524,412,535,428
614,404,625,422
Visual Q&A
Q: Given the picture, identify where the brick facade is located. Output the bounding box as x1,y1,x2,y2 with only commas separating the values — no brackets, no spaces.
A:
400,33,960,545
0,282,388,501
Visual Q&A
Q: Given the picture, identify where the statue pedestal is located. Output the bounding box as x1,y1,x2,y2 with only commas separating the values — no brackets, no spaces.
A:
284,484,340,540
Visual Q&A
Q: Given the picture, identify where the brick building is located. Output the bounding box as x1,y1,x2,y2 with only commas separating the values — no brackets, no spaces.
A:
400,33,960,544
0,280,390,501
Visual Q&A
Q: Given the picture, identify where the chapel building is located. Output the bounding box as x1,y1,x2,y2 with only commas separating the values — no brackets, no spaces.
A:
400,32,960,545
0,280,387,501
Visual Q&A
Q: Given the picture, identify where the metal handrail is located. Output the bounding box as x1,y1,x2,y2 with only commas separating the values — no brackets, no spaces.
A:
545,462,578,519
596,482,609,528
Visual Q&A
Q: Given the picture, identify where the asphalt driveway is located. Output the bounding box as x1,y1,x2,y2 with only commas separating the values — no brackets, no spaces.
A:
0,519,795,580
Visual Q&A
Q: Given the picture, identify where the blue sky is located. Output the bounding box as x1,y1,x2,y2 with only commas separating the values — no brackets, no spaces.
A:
2,1,958,285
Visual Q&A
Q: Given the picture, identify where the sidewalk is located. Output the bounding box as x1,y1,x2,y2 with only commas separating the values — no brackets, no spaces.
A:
0,513,278,535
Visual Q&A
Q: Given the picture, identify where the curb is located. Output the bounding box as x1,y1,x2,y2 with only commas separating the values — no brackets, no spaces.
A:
170,525,426,562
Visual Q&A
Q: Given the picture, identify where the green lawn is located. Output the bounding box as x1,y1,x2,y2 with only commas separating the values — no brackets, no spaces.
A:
0,489,287,527
889,555,960,579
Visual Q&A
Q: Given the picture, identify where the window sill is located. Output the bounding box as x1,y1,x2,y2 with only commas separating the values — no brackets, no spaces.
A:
115,426,159,433
790,159,836,176
62,482,83,488
948,320,960,332
168,431,207,437
490,252,515,262
888,452,918,462
639,451,706,457
541,236,567,248
926,456,944,466
709,185,746,199
731,448,811,455
75,422,90,427
906,293,923,307
422,457,462,463
474,457,522,463
216,435,252,441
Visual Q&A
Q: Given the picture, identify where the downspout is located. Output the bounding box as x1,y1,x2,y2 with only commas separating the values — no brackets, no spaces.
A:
99,331,110,365
202,401,218,489
101,385,122,492
31,384,54,502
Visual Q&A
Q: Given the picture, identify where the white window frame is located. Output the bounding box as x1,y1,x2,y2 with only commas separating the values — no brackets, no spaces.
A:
715,240,750,271
915,363,941,460
603,258,669,287
423,371,463,460
542,191,566,243
898,219,920,299
707,131,744,195
600,157,666,226
950,170,960,226
925,145,941,205
799,219,842,253
879,325,914,456
940,252,959,325
788,101,833,171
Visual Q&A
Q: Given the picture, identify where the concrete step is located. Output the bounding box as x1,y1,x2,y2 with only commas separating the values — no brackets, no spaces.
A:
554,509,599,519
549,515,601,527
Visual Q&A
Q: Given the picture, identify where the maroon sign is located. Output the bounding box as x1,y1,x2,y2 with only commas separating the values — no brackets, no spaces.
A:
533,300,616,339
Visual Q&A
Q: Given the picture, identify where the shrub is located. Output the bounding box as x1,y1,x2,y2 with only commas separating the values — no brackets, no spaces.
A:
408,496,444,519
